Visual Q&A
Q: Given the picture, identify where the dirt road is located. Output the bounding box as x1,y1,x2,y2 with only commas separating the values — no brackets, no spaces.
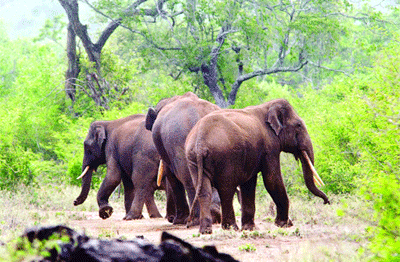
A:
66,209,362,261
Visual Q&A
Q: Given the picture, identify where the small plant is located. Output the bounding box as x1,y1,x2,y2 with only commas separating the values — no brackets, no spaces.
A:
239,243,256,252
276,228,289,236
264,217,274,223
240,230,265,239
98,228,116,238
291,227,301,237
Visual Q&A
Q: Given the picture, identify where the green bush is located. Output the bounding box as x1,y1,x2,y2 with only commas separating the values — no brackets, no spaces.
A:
355,38,400,261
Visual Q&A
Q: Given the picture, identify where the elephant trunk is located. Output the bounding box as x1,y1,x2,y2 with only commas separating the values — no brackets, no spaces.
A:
74,166,94,206
300,150,330,205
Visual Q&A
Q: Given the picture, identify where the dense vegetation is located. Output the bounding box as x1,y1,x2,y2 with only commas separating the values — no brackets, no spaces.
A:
0,0,399,260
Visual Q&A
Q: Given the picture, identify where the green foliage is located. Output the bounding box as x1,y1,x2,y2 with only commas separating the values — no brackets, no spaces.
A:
34,14,67,45
0,36,67,189
355,37,400,261
6,230,71,262
105,0,362,105
365,173,400,261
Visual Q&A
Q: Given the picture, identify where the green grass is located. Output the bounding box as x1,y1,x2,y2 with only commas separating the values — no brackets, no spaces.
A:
0,184,98,243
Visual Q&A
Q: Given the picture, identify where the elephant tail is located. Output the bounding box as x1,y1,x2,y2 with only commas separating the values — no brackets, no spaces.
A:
187,151,205,227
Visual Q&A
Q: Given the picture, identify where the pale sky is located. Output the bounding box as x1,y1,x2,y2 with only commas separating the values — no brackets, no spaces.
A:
0,0,64,38
0,0,397,40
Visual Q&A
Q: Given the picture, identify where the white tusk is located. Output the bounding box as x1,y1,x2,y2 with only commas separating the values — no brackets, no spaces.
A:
157,160,164,187
77,166,90,179
302,151,325,187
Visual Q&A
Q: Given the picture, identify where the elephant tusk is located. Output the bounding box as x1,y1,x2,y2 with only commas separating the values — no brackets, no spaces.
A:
302,151,325,187
77,166,90,180
157,160,164,187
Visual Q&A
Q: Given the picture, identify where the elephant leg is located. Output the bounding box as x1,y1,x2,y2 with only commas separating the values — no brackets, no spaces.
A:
210,187,221,224
125,164,162,220
262,158,292,228
144,190,162,218
196,177,213,234
239,175,257,231
97,160,121,219
174,161,200,224
125,188,161,220
165,179,176,223
219,187,239,231
167,171,190,225
121,175,135,216
183,180,200,226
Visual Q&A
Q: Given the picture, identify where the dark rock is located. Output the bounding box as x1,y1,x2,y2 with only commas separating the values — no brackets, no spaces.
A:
19,225,239,262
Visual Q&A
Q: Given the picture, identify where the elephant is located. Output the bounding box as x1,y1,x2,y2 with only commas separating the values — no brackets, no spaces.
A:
74,114,173,220
185,98,330,234
145,92,222,225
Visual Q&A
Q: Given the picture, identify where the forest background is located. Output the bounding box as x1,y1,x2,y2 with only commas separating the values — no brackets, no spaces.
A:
0,0,399,260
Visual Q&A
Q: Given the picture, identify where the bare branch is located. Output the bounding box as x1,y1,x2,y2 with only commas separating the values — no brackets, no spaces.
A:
308,60,352,77
325,12,388,24
228,59,309,106
83,0,182,51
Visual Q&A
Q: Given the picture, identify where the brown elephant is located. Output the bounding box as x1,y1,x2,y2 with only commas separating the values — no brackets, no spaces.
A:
74,115,173,220
145,92,221,225
185,99,330,234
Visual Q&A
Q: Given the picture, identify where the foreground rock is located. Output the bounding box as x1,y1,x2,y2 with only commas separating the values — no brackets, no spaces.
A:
19,225,239,262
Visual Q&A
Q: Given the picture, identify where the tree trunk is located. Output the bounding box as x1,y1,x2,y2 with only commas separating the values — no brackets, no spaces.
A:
200,63,228,108
59,0,121,110
65,22,80,102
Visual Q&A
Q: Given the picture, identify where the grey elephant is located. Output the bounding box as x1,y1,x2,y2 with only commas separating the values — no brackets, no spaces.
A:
74,115,174,220
145,92,222,225
185,99,330,234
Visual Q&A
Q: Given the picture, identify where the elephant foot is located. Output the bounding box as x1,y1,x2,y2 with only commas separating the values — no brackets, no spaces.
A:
222,222,239,231
172,215,189,225
166,215,175,223
242,223,256,231
149,213,163,219
275,218,293,228
186,217,200,228
123,213,144,220
211,206,221,224
199,217,213,234
99,205,113,219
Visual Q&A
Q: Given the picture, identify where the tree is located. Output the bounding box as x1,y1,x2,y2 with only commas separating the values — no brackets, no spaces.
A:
59,0,127,109
61,0,381,108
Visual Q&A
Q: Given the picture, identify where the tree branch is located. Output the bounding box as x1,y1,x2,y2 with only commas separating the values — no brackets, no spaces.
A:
308,60,352,77
228,59,309,106
83,0,181,51
59,0,99,67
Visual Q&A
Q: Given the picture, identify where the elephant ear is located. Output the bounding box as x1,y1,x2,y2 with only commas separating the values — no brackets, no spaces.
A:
266,105,284,136
145,107,157,131
94,125,106,148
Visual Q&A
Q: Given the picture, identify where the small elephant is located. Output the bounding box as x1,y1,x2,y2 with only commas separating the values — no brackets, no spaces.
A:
145,92,221,225
74,115,173,220
185,99,330,234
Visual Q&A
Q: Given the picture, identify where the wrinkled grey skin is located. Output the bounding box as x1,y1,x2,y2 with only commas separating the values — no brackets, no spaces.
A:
185,99,330,234
145,92,221,225
74,115,174,220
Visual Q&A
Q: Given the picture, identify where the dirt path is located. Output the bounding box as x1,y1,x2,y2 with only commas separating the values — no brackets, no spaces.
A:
65,210,361,261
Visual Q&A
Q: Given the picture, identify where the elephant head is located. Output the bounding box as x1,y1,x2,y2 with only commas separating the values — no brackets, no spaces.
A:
74,122,107,206
265,99,329,204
